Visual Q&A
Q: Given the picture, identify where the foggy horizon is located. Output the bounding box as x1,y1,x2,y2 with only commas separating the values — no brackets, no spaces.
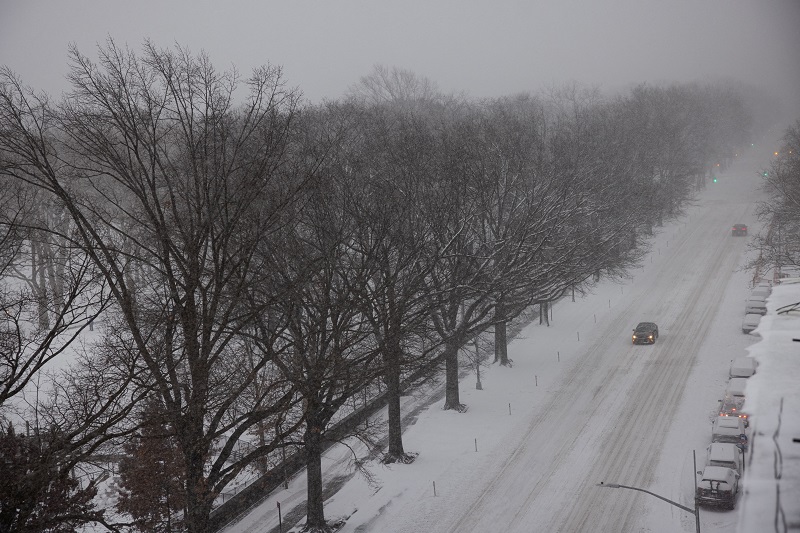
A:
2,1,799,120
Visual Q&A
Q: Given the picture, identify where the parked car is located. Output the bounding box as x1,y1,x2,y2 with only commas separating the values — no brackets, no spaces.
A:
725,377,748,398
742,313,761,334
730,356,757,378
712,415,748,450
696,466,739,509
719,394,749,427
731,224,748,236
705,442,744,476
632,322,659,344
744,295,767,315
750,285,771,299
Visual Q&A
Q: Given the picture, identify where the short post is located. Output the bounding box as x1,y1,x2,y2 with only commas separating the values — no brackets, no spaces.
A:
508,403,511,415
693,450,700,533
433,481,437,497
535,375,538,387
277,502,282,533
557,351,560,362
475,438,478,452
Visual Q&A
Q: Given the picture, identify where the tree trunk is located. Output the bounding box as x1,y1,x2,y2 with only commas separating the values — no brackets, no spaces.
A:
305,415,326,531
183,444,212,533
494,299,509,366
442,339,462,411
385,340,405,460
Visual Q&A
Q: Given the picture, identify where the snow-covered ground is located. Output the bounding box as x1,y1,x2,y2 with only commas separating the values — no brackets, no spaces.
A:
223,140,798,533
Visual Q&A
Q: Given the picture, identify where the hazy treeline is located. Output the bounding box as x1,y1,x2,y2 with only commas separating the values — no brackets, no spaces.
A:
753,119,800,276
0,42,755,533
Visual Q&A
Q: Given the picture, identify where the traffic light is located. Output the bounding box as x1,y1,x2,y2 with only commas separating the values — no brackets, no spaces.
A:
713,177,718,183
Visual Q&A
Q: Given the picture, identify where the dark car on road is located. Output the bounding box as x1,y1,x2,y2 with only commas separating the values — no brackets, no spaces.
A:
732,224,747,236
696,466,739,510
632,322,659,344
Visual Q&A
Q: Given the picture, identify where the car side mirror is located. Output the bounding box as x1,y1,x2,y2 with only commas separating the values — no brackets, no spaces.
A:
696,470,702,475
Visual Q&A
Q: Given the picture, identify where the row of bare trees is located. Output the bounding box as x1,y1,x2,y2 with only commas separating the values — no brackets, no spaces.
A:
0,42,755,532
753,120,800,276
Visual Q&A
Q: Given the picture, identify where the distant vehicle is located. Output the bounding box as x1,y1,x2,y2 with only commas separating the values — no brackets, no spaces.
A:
744,295,767,315
712,415,748,450
750,283,771,299
696,466,739,510
705,442,744,476
742,313,761,334
725,377,747,399
731,224,747,236
729,356,757,378
719,394,749,427
632,322,659,344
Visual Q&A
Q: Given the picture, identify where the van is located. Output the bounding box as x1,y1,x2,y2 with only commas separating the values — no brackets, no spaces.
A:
712,415,748,450
730,357,757,378
705,442,744,476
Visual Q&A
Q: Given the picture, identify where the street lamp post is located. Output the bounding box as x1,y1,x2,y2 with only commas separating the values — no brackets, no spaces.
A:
597,451,700,533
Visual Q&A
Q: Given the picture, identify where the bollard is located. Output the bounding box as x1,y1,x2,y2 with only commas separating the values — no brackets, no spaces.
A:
433,481,437,497
475,438,478,452
508,403,511,415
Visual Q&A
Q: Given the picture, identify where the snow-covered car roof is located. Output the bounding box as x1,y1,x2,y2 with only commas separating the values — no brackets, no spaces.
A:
730,356,757,377
725,377,747,397
707,443,740,463
742,313,761,327
713,416,744,431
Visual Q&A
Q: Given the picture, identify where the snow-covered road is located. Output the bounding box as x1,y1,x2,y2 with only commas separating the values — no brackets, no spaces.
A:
227,142,770,533
425,171,755,533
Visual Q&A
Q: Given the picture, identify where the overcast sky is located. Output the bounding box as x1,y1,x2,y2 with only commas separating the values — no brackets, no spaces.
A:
1,1,799,117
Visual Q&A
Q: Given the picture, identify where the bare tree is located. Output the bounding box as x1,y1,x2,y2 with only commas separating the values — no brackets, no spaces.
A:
754,120,800,274
0,41,307,532
348,64,444,107
250,102,387,532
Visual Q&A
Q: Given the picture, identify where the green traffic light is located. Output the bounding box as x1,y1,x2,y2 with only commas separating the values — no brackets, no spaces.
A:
713,177,717,183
